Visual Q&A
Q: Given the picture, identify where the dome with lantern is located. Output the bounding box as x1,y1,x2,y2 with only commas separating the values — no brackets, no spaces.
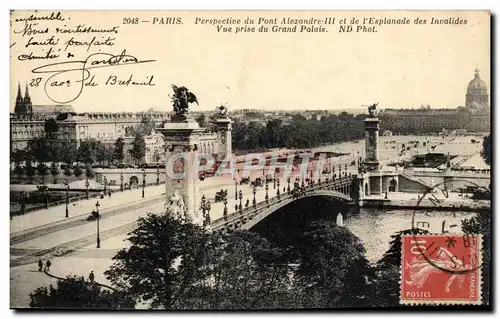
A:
467,68,488,92
466,68,489,108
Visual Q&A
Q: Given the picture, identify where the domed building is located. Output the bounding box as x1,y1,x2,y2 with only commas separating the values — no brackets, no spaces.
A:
466,68,489,108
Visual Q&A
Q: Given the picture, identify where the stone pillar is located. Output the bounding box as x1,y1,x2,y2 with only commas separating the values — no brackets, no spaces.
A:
158,116,204,225
213,117,233,159
363,116,380,171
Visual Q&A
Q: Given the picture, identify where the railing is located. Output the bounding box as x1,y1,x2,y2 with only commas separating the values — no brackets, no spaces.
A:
10,181,165,217
211,175,354,227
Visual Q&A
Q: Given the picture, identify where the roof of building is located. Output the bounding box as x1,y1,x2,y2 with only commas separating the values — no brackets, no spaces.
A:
32,105,75,113
467,68,488,92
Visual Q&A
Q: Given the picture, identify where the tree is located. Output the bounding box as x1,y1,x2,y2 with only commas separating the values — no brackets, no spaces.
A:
85,164,95,178
129,133,146,165
293,221,373,308
27,138,52,163
63,166,73,178
114,138,125,163
25,160,35,183
14,163,24,183
206,231,293,310
29,275,134,309
37,163,49,184
60,142,78,165
481,134,491,165
105,213,212,309
78,139,102,165
50,162,60,184
74,166,83,180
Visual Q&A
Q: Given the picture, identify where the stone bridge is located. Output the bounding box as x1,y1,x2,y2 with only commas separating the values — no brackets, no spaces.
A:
210,175,355,233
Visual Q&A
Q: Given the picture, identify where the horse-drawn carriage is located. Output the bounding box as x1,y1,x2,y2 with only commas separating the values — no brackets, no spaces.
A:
215,189,228,202
240,177,250,185
87,210,100,221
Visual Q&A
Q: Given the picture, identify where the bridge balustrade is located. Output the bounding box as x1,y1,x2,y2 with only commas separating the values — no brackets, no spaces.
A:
211,175,354,229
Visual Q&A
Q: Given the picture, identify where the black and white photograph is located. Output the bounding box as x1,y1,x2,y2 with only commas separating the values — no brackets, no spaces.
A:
8,9,492,310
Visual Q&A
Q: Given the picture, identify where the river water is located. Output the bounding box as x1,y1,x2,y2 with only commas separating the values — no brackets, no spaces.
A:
251,197,480,264
346,208,478,262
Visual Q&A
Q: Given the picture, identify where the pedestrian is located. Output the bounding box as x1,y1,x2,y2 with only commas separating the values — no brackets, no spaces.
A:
38,259,43,272
89,270,95,283
44,259,52,272
108,191,111,198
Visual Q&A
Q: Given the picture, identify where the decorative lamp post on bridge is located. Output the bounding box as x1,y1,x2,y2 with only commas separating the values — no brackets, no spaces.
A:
287,177,291,194
309,170,313,185
103,176,107,195
265,181,269,204
142,168,146,198
200,194,207,221
345,164,348,177
338,165,342,180
85,178,90,200
95,201,101,248
252,185,257,208
238,190,243,213
276,178,281,198
234,178,238,200
333,166,336,180
120,173,124,192
273,171,276,189
223,197,228,221
65,183,70,218
156,166,160,185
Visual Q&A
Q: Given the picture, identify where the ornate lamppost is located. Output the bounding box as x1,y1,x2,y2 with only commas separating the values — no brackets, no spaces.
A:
223,197,228,221
287,177,291,194
276,178,281,198
95,201,101,248
120,173,124,192
333,166,336,180
142,168,146,198
238,190,243,213
205,201,211,226
309,170,313,185
103,176,107,195
85,177,90,199
338,165,342,180
234,178,238,200
265,181,269,204
200,194,207,222
252,185,257,207
156,166,160,185
345,164,348,177
273,171,276,189
65,183,70,218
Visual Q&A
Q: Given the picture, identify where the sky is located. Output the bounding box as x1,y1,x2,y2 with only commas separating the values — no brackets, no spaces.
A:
9,10,490,113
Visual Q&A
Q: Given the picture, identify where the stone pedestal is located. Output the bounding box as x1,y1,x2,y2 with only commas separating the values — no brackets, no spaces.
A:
158,115,205,225
363,117,380,171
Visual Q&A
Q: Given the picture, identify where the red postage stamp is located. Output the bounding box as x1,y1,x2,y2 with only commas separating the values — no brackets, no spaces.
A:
400,234,482,305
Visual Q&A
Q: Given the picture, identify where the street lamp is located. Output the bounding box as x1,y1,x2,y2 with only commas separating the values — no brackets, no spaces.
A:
120,173,124,192
85,177,90,199
156,166,160,186
103,176,107,195
265,181,269,204
345,164,348,177
200,194,207,222
142,168,146,198
273,171,276,189
338,165,342,180
333,166,336,180
223,197,228,221
276,178,280,198
287,177,291,194
205,201,211,226
235,178,238,200
238,190,243,213
252,185,257,208
65,183,70,218
95,201,101,248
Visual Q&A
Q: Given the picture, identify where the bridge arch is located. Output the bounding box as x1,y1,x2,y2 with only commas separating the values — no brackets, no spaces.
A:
129,176,139,185
216,189,352,233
